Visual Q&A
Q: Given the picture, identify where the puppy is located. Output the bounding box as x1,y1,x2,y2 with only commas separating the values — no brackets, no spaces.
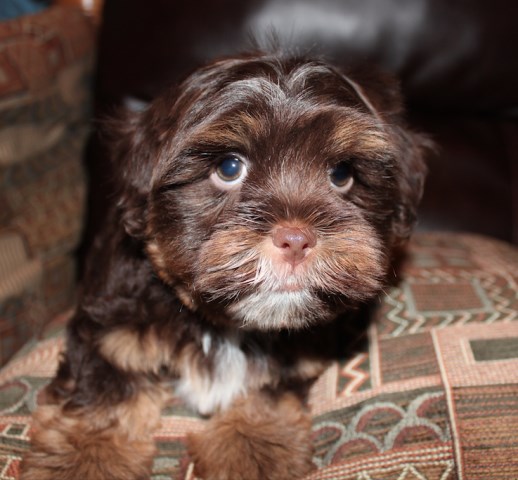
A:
22,52,427,480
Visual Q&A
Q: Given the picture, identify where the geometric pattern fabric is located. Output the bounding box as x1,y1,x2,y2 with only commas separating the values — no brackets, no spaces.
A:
1,238,518,478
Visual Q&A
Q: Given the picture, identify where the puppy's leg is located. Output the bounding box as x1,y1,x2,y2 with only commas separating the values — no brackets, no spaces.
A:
188,390,315,480
21,382,168,480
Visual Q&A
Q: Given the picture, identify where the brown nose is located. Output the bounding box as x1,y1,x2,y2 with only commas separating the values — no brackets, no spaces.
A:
272,227,316,266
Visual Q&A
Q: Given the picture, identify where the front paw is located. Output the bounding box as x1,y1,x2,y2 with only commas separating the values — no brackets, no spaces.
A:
188,392,315,480
21,404,156,480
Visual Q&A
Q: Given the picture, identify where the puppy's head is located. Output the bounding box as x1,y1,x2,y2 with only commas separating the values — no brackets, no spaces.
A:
111,53,427,330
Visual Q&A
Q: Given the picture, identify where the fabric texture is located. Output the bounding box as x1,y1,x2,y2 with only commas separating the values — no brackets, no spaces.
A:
0,6,95,365
1,232,517,479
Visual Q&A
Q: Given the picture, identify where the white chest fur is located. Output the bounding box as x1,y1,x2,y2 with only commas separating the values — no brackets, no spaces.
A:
174,332,248,416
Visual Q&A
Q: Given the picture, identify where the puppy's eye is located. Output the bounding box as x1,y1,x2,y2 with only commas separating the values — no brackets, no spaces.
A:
210,154,248,190
217,156,245,181
329,162,354,193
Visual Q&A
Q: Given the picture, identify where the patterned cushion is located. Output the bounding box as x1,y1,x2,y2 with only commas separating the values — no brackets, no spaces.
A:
0,6,95,365
1,232,517,479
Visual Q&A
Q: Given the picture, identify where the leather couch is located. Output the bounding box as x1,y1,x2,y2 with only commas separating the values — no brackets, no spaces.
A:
86,0,518,247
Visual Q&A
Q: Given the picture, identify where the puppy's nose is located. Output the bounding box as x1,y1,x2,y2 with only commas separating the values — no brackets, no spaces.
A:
272,227,316,266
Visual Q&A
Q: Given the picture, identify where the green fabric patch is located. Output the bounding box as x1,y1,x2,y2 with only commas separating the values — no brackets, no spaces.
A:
470,338,518,361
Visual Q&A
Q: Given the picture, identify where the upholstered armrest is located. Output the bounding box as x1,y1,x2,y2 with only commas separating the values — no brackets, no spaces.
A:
0,6,95,365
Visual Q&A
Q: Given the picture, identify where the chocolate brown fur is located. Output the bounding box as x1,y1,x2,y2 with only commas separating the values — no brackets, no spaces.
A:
22,52,427,480
188,392,314,480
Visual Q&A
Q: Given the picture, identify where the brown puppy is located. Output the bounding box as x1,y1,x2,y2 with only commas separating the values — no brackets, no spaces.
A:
22,52,427,480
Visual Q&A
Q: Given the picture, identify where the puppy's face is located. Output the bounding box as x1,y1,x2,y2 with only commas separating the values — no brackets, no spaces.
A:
115,55,426,330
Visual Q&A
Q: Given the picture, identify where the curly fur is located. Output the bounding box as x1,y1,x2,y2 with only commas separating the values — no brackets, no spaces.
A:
22,51,427,480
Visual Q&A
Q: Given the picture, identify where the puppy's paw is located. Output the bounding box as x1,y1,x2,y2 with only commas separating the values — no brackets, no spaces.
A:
21,403,156,480
188,392,315,480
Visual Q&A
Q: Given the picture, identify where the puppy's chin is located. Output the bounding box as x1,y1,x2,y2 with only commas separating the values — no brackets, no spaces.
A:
227,288,328,331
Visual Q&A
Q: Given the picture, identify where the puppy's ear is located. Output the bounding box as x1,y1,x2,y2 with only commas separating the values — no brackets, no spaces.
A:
106,108,155,240
343,67,405,119
390,128,430,245
346,68,430,245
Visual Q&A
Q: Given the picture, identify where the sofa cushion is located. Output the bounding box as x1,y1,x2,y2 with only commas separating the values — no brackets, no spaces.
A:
1,232,517,479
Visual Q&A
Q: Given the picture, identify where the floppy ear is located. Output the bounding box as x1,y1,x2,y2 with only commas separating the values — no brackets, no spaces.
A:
346,68,430,245
106,108,155,240
342,66,405,119
390,128,430,245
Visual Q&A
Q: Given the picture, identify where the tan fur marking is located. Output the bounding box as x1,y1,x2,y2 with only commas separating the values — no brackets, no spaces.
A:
22,386,169,480
188,391,315,480
195,225,262,295
331,121,392,156
99,327,172,374
175,284,197,310
146,241,176,285
190,112,263,151
289,357,329,381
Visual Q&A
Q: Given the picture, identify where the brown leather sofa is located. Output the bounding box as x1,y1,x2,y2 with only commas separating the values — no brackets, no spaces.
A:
87,0,518,247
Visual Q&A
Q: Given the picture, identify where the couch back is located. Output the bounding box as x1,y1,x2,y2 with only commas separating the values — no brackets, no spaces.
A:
88,0,518,243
